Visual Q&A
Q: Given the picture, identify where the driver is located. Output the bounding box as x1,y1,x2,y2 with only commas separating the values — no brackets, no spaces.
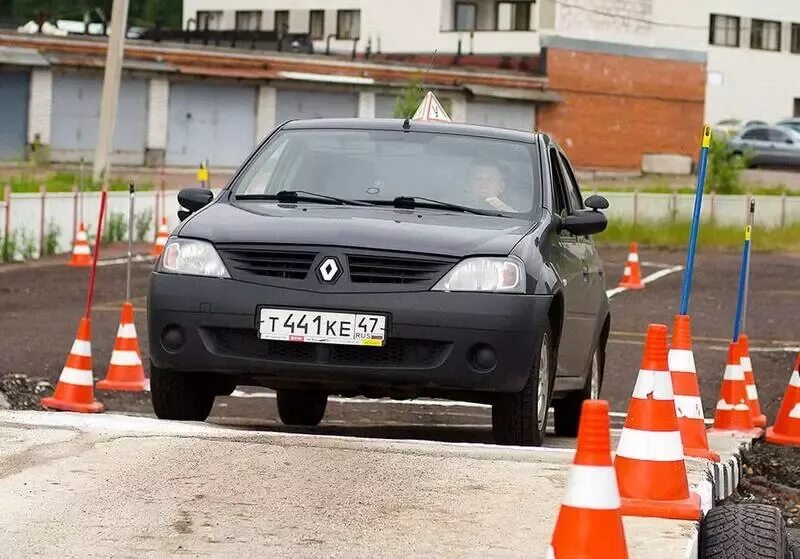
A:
465,162,516,212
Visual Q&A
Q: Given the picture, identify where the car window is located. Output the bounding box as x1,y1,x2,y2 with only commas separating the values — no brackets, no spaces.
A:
557,152,583,212
548,148,568,217
233,129,541,215
768,128,789,142
741,128,769,141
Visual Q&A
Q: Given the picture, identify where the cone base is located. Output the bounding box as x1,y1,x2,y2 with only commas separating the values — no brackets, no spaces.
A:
67,258,92,267
41,396,104,413
620,492,701,520
751,414,767,428
765,427,800,447
708,427,764,438
619,282,644,290
683,446,721,462
96,378,148,392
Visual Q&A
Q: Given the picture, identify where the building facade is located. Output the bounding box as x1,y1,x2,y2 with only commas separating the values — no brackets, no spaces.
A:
180,0,800,124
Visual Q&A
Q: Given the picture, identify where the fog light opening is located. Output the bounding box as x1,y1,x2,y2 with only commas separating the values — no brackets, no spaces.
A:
161,324,185,352
469,344,497,373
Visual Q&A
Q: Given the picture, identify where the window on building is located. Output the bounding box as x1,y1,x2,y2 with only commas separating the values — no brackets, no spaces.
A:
708,14,740,47
309,10,325,39
337,10,361,39
196,11,223,31
454,2,477,31
791,23,800,53
496,2,532,31
274,10,289,34
235,11,261,31
750,19,781,51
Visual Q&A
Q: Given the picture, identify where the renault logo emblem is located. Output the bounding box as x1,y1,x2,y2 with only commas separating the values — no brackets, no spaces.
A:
317,257,342,283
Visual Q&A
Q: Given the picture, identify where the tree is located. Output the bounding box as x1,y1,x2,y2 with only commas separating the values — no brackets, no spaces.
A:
392,78,425,119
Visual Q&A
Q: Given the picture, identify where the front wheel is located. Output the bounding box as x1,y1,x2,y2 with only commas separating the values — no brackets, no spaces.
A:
492,324,554,447
150,363,216,421
276,389,328,427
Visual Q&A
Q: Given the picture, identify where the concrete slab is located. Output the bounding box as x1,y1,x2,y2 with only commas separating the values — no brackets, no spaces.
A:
0,411,751,559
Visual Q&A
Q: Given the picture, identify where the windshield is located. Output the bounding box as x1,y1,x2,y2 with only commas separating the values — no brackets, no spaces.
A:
232,129,540,215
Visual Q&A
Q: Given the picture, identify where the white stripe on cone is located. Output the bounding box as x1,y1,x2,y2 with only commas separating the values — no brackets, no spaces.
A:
72,245,91,255
716,399,749,412
76,231,88,241
110,350,142,366
629,253,639,262
546,545,555,559
674,395,704,419
746,385,758,400
562,464,621,510
789,404,800,419
623,266,631,276
631,369,674,400
616,428,684,461
789,371,800,388
69,340,91,357
740,357,752,371
668,349,696,373
59,367,94,386
117,324,137,339
723,363,745,381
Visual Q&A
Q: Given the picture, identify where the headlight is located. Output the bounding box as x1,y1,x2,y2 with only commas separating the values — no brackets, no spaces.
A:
432,257,525,293
157,238,230,278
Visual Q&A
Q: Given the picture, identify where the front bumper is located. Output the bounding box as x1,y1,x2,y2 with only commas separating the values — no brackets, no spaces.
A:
148,273,552,394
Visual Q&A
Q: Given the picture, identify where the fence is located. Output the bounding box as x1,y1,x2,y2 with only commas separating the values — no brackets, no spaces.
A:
1,189,799,261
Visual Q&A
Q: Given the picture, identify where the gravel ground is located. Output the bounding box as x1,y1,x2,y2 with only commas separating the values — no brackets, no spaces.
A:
726,440,800,530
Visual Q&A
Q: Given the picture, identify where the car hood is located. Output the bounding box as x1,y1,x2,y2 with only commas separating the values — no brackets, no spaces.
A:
178,201,536,257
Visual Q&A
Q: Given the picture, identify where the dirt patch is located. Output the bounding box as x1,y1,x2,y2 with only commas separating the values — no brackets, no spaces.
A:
726,440,800,528
0,374,53,410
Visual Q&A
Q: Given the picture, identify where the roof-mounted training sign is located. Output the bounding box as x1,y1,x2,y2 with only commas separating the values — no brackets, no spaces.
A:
412,91,451,122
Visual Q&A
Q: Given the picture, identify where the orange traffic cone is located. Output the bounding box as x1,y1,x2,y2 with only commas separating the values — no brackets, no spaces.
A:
737,334,767,428
614,324,701,520
618,243,644,289
765,353,800,447
669,315,720,461
67,222,92,267
708,341,763,437
548,400,628,559
96,302,148,391
41,317,104,413
152,217,169,255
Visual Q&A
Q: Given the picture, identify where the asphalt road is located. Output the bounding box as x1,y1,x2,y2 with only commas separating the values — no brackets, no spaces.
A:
1,246,798,441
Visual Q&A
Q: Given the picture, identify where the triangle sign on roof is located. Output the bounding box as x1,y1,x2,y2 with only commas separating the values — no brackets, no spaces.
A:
412,91,451,122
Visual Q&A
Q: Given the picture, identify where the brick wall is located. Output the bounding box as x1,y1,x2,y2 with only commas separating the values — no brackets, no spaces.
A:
537,47,705,171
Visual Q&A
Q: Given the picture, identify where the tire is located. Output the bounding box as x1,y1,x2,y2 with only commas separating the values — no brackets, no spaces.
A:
492,323,554,447
553,341,604,437
276,389,328,427
150,362,215,421
699,504,788,559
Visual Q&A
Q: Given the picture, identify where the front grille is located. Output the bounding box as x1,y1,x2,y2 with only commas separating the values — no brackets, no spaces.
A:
218,246,317,280
347,254,455,284
208,328,449,367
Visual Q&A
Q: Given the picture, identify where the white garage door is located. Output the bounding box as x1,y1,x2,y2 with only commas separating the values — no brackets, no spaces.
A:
466,101,536,132
166,82,257,168
50,73,147,164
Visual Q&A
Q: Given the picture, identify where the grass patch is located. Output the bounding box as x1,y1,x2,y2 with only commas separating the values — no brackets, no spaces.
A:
1,172,153,200
588,182,799,196
597,219,800,252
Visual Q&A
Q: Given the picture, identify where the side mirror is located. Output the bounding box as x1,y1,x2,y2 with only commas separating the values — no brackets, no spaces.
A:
584,194,609,210
177,188,213,220
786,138,794,145
563,210,607,236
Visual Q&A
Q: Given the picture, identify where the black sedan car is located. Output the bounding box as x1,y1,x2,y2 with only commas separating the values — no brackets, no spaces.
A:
148,118,610,446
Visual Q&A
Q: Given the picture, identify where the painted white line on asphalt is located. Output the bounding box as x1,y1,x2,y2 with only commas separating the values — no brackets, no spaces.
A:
605,264,684,299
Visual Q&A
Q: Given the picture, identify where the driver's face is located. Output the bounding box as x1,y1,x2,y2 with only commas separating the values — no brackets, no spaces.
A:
468,165,504,199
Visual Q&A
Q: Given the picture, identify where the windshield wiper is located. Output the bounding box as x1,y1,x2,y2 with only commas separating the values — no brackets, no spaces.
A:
387,196,503,217
235,190,373,207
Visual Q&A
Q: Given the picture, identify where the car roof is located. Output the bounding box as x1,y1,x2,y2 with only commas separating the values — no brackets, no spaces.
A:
279,118,544,145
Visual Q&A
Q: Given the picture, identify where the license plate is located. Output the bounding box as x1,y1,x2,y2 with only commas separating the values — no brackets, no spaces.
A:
257,308,387,347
